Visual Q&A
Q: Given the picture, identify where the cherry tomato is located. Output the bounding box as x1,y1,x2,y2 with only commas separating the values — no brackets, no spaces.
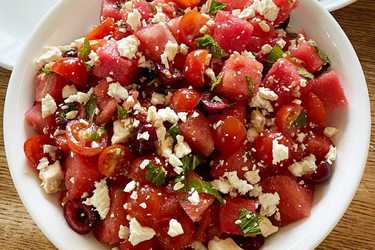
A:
24,135,55,168
304,134,332,161
86,18,116,40
66,120,108,156
179,10,208,46
171,88,201,112
172,0,201,11
276,104,306,136
214,116,247,156
51,57,88,88
184,49,211,88
303,92,327,127
54,131,70,153
98,145,134,177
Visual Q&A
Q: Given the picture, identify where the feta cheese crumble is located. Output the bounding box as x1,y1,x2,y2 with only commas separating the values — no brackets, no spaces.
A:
224,171,253,195
188,189,200,205
161,41,179,69
326,145,337,164
117,35,140,59
259,192,280,217
62,85,78,99
34,46,62,69
124,180,137,193
83,179,110,220
41,94,57,118
111,119,134,144
38,160,64,194
288,154,317,177
118,225,130,240
259,217,278,237
128,217,156,246
174,135,192,158
167,219,184,237
107,82,129,101
126,9,142,31
207,237,243,250
272,138,289,165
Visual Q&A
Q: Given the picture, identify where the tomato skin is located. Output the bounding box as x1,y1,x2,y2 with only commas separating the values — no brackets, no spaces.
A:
51,57,88,88
304,134,332,161
275,104,304,136
54,132,70,153
171,88,201,112
87,18,116,40
98,145,134,177
35,73,65,102
24,135,55,168
222,102,247,124
66,120,108,157
303,92,327,127
184,49,211,88
172,0,200,8
119,238,158,250
179,10,208,46
25,103,56,134
213,116,247,156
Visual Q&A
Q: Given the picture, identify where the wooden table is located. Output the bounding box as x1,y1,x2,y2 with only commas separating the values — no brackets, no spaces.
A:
0,1,374,249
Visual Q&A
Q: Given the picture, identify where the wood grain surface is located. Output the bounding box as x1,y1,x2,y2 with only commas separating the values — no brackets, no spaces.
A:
0,1,374,249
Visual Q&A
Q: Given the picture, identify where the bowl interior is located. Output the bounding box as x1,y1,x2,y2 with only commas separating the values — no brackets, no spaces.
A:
4,0,370,249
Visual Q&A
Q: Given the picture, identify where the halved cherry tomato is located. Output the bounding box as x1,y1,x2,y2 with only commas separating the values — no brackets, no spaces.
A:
303,92,327,127
98,145,134,177
86,18,116,40
213,116,247,156
51,57,88,88
171,88,201,112
172,0,201,10
179,10,208,46
66,120,108,156
184,49,211,88
24,135,55,168
276,104,306,136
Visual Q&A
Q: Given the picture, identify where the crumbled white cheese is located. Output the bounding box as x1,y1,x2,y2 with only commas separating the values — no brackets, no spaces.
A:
296,132,306,143
179,43,189,55
326,145,337,164
224,171,253,195
139,202,147,209
188,189,200,205
191,241,208,250
244,170,261,185
111,119,134,144
124,180,137,193
208,237,243,250
161,41,179,69
151,92,166,105
117,35,140,59
259,192,280,217
139,160,150,170
246,128,259,143
199,25,209,34
261,44,273,54
41,94,57,118
34,46,62,69
288,154,317,177
260,217,278,237
137,131,150,141
130,191,138,200
272,138,289,165
173,181,185,191
174,135,192,158
86,50,99,67
178,112,188,123
38,160,64,194
65,110,79,120
211,178,232,194
138,53,154,69
126,9,142,31
128,217,156,246
250,92,274,112
324,127,338,138
205,68,216,82
167,219,184,237
249,184,263,197
118,225,130,240
258,87,278,101
151,6,168,23
157,107,179,124
83,179,110,220
251,110,266,132
108,82,129,101
168,153,184,173
64,88,93,104
253,0,280,22
62,85,78,99
43,145,57,161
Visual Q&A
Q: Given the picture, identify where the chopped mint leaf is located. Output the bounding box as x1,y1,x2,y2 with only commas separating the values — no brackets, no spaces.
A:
196,35,228,59
89,127,106,141
210,71,224,91
292,111,307,128
181,154,202,173
41,65,51,75
267,45,284,64
315,46,331,65
209,0,226,14
117,105,128,120
79,38,91,60
145,162,166,186
168,124,180,139
185,174,224,204
238,208,262,235
85,95,97,122
297,67,314,80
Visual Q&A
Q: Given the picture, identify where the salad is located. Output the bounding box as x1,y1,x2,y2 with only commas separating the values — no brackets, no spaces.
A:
23,0,347,249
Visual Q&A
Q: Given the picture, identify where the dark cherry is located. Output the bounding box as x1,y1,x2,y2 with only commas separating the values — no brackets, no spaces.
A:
201,94,230,113
62,48,78,58
132,123,157,155
156,64,184,86
63,200,99,234
232,235,265,250
303,161,333,184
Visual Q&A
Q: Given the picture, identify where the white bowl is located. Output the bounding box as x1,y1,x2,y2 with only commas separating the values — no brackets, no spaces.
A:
320,0,357,11
4,0,370,249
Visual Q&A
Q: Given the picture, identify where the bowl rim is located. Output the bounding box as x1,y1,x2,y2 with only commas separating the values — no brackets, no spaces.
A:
3,0,371,249
320,0,357,11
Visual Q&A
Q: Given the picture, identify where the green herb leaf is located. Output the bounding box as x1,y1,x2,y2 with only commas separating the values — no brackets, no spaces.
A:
245,76,254,97
41,65,51,75
267,45,284,64
79,38,91,60
117,105,128,120
181,154,202,173
185,175,224,204
297,67,314,80
196,35,228,59
209,0,226,14
168,124,180,139
85,95,97,122
238,208,262,235
89,127,106,141
145,162,166,186
315,46,331,65
292,111,307,128
210,71,224,91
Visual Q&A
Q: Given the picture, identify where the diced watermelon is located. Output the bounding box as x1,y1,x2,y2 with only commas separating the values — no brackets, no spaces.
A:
93,40,138,86
95,99,117,125
34,73,65,102
178,192,215,222
273,0,298,25
216,54,263,101
246,19,277,52
219,0,253,10
135,23,177,62
25,103,56,134
133,0,153,20
213,11,254,52
219,197,257,235
94,188,129,245
167,17,183,43
179,111,215,157
305,71,347,111
101,0,125,21
119,238,158,250
64,154,103,201
291,42,325,72
194,204,220,243
93,80,117,125
261,175,314,225
263,58,304,106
